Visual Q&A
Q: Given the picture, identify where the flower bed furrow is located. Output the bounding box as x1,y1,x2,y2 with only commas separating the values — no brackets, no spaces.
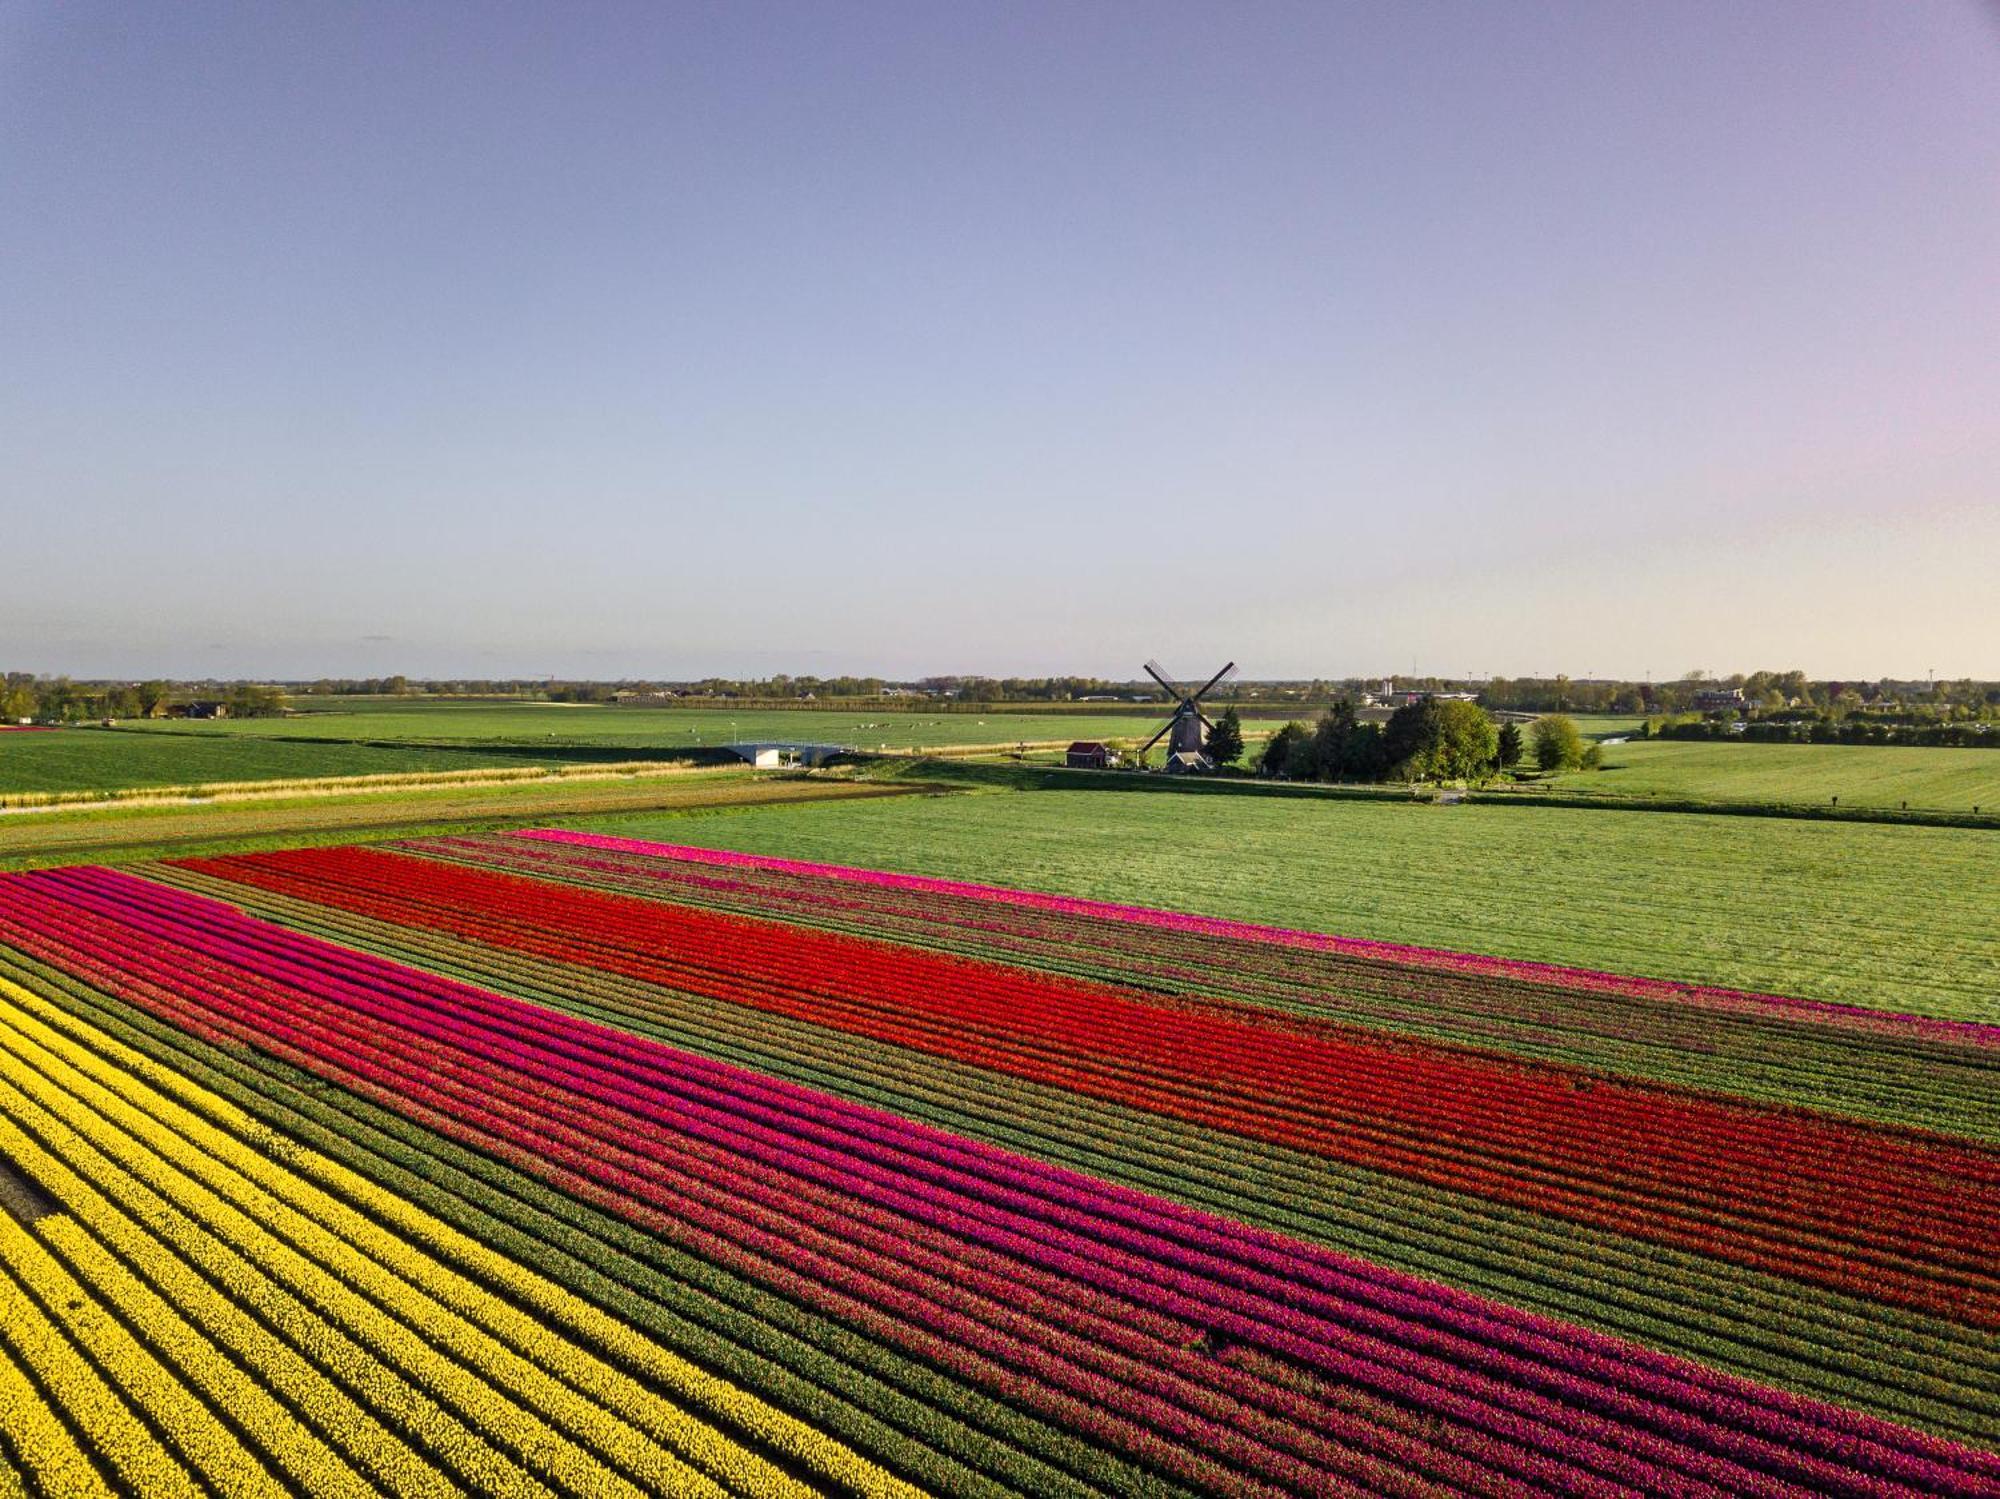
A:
0,981,838,1499
3,879,1640,1495
7,837,1999,1496
0,946,1136,1499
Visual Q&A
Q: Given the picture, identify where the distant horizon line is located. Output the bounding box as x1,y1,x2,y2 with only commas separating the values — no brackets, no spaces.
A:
7,669,1993,688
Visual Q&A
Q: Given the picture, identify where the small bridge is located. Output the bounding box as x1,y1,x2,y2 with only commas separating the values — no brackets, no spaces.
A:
724,742,852,768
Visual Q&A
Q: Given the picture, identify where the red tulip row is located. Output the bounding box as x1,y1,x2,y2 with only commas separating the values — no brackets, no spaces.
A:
4,864,1995,1497
178,845,2000,1331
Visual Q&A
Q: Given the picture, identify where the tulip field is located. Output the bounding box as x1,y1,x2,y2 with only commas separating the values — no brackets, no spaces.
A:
0,831,1994,1495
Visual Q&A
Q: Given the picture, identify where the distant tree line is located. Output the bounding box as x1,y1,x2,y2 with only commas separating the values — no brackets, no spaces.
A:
1482,670,2000,718
1643,714,1998,748
1,674,287,722
11,664,1998,731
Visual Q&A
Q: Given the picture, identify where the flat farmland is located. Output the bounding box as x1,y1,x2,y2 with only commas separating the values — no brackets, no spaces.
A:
579,788,2000,1022
115,699,1209,753
1543,738,2000,813
0,769,907,870
10,701,1218,800
0,728,538,798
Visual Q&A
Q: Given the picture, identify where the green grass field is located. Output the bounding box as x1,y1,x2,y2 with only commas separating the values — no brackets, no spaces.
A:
0,769,905,869
115,700,1196,753
8,702,1203,797
0,729,536,797
59,701,1998,815
574,788,2000,1022
1543,738,2000,812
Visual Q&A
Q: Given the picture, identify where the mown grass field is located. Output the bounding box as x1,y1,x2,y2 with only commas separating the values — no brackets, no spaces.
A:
36,701,1998,816
6,702,1204,798
1544,738,2000,812
115,699,1205,753
578,788,2000,1022
0,770,908,870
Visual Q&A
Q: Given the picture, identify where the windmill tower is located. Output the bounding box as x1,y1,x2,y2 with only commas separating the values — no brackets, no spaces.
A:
1139,660,1236,772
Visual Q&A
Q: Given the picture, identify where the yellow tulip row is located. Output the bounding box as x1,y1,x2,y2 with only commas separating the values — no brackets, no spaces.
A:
2,1017,741,1499
0,1434,30,1499
0,1082,446,1496
0,999,681,1496
3,972,914,1499
0,1233,197,1497
0,977,872,1496
0,1209,281,1498
27,1081,693,1497
0,1283,118,1498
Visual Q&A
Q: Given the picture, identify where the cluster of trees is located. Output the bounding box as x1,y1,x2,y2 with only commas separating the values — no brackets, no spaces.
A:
1255,701,1609,784
3,674,174,722
0,675,288,722
1527,715,1601,772
1260,699,1513,783
299,676,418,695
218,683,288,717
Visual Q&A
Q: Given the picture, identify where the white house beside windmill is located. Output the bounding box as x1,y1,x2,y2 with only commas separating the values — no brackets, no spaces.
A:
1137,659,1236,772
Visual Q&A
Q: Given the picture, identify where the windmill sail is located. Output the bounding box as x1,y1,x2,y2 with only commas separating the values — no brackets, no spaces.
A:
1137,659,1234,772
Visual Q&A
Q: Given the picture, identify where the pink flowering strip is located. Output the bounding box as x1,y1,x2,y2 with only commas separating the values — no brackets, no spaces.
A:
5,866,1998,1496
513,828,2000,1047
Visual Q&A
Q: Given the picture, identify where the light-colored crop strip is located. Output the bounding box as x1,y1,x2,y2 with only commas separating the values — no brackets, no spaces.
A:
0,974,917,1499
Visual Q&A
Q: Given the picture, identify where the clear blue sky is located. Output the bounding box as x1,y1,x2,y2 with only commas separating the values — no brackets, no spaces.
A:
4,1,1995,680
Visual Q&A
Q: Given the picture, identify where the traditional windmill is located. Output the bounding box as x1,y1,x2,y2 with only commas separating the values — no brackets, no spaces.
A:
1138,659,1237,772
